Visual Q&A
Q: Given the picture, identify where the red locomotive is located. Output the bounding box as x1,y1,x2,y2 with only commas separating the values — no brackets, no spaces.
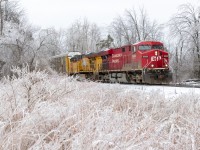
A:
51,41,172,84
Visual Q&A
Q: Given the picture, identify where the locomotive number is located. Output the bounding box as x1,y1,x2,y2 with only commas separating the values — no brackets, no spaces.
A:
112,59,119,63
112,54,122,58
151,56,161,61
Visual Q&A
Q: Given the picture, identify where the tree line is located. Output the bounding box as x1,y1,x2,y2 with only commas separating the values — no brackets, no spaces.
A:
0,1,199,81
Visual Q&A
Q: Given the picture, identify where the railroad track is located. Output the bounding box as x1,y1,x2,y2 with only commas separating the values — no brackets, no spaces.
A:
135,83,200,89
164,83,200,88
77,77,200,88
109,82,200,88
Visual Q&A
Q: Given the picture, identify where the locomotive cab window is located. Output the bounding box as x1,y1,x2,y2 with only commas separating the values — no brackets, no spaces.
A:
122,47,125,52
139,45,151,50
152,45,164,50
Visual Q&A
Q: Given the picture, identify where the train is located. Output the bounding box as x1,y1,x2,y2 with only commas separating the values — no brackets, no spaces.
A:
50,41,172,84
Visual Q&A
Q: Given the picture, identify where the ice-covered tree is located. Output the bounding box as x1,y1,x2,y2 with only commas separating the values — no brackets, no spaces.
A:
0,0,27,76
65,19,101,53
169,3,200,79
0,0,23,35
0,22,63,76
32,28,63,70
109,7,163,47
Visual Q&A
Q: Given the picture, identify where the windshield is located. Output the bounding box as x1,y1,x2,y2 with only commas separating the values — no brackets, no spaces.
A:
139,45,164,50
139,45,151,50
152,45,164,50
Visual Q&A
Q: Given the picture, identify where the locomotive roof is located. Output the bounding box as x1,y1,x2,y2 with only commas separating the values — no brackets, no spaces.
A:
70,55,82,61
133,41,163,46
51,53,68,58
51,52,81,59
98,49,113,56
83,52,97,58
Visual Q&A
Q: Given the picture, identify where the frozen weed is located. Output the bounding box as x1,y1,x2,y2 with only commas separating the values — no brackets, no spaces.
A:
0,68,199,149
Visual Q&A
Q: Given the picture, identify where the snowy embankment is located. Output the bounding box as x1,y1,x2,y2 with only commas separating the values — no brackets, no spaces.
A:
0,68,200,149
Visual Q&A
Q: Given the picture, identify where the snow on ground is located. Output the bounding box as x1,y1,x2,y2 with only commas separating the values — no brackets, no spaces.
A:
0,68,200,149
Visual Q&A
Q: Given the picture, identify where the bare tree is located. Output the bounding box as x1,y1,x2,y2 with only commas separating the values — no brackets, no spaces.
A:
169,3,200,79
109,7,163,47
109,16,131,46
65,19,101,53
28,28,63,71
89,23,101,52
4,0,24,23
0,0,23,35
0,23,63,76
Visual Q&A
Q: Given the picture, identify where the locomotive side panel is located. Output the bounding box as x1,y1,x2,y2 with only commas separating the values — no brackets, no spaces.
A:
80,57,91,72
95,56,102,72
121,45,132,70
109,48,122,70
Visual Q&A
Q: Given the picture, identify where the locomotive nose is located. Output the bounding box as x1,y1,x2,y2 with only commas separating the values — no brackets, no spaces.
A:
142,50,169,69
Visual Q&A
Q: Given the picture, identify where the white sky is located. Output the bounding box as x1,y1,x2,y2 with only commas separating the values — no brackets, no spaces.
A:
20,0,199,29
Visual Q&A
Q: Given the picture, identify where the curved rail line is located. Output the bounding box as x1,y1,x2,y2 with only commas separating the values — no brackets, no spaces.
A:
162,83,200,89
121,83,200,88
77,77,200,89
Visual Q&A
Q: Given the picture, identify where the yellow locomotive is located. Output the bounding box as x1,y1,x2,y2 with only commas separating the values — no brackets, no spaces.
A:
50,52,103,78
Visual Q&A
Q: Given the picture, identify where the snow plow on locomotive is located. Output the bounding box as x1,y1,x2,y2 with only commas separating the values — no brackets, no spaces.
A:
50,41,172,84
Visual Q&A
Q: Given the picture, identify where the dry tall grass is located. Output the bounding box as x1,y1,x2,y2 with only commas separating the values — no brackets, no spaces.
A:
0,68,199,149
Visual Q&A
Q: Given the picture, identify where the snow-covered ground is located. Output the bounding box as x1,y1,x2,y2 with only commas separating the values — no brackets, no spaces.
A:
0,68,200,149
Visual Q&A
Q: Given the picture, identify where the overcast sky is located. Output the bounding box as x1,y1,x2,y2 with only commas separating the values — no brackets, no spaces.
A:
20,0,199,29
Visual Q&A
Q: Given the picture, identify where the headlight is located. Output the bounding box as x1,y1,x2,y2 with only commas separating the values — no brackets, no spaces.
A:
151,64,154,67
165,64,168,67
